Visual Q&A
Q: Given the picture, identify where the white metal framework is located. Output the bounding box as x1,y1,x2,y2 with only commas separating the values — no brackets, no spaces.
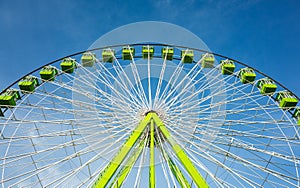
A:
0,43,299,187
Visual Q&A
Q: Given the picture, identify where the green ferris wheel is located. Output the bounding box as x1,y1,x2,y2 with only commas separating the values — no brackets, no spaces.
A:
0,22,300,187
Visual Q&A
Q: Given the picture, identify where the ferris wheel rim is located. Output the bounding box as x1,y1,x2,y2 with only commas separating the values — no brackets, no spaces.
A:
1,42,298,101
0,42,299,187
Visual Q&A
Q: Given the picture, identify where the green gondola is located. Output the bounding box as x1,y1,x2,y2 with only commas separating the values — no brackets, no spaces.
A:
18,76,39,92
293,108,300,125
102,49,115,63
60,57,77,73
221,59,235,74
81,52,96,67
142,46,154,59
275,91,298,109
40,66,58,81
161,47,174,60
239,68,256,84
0,89,21,107
201,53,215,68
181,49,194,63
122,46,135,60
257,78,277,95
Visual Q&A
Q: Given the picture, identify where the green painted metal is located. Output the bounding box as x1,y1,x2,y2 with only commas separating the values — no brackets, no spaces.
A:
0,89,21,107
293,108,300,125
92,112,208,187
102,49,115,63
110,138,146,188
201,53,215,68
149,119,155,188
162,47,174,60
18,76,39,92
221,59,235,75
0,95,16,106
40,66,58,81
167,155,190,188
81,52,96,67
261,84,277,94
257,78,277,95
92,113,151,188
122,46,135,60
142,46,154,59
60,57,76,73
181,49,194,63
239,68,256,84
276,91,298,109
158,143,190,188
150,113,208,188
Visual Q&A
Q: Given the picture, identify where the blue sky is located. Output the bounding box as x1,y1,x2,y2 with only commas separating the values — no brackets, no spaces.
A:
0,0,299,96
0,1,300,186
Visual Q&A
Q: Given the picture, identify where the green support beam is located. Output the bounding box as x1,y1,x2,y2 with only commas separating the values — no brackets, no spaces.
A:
110,138,146,188
149,119,155,188
167,154,190,188
150,113,209,188
91,112,208,188
158,142,190,188
92,114,152,188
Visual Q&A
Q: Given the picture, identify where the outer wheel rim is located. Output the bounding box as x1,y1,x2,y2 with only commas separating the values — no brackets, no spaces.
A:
0,43,299,187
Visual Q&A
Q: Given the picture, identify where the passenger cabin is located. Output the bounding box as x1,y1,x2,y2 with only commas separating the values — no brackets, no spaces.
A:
200,53,215,68
81,52,96,67
40,66,58,81
275,91,298,109
257,78,277,95
293,108,300,125
239,68,256,84
0,89,21,107
122,46,135,60
18,76,39,92
102,49,115,63
221,59,235,74
142,46,154,59
60,58,76,73
181,49,194,63
161,47,174,60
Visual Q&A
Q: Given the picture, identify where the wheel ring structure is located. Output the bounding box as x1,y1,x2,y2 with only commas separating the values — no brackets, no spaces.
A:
0,43,299,187
1,43,299,101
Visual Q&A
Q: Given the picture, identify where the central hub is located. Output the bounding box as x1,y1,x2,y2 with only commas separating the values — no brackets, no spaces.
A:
144,110,157,116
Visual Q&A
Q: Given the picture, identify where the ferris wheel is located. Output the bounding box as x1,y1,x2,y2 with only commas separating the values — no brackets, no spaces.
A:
1,21,300,187
0,42,299,188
